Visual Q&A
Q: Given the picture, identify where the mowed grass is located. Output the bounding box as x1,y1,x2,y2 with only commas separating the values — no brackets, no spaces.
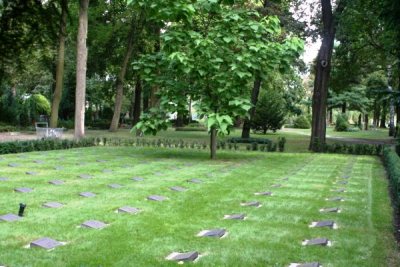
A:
0,147,399,266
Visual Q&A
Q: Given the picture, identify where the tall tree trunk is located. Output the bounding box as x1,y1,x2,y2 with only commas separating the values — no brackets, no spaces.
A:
310,0,342,151
358,114,362,129
364,114,369,130
132,75,142,126
328,109,333,124
388,65,395,136
50,0,67,128
143,88,149,112
109,21,138,132
380,103,387,128
74,0,89,139
210,127,217,160
241,76,261,138
341,102,346,113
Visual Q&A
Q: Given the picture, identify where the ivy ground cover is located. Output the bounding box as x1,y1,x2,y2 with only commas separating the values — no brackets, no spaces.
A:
0,147,398,266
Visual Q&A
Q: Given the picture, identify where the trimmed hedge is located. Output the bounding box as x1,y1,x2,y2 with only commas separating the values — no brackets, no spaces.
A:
175,127,207,132
0,138,97,155
311,141,383,156
227,137,272,145
383,148,400,205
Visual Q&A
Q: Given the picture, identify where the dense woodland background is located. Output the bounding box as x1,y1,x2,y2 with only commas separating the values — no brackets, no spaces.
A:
0,0,399,156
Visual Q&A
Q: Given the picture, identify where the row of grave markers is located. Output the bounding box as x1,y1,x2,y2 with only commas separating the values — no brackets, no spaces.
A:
0,154,353,266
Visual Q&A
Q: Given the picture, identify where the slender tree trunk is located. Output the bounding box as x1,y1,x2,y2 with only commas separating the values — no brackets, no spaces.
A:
341,102,346,113
109,22,138,132
50,0,67,128
210,127,217,160
358,114,362,129
143,89,149,112
132,76,142,126
74,0,89,139
328,109,333,124
380,103,387,128
388,65,395,136
310,0,343,151
175,112,184,127
241,76,261,138
364,114,369,130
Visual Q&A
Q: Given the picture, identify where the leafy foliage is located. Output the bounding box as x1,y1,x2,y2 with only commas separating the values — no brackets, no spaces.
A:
293,115,310,129
251,89,287,133
335,113,350,132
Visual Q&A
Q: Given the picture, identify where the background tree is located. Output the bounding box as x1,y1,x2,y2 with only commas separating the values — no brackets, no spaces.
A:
74,0,89,139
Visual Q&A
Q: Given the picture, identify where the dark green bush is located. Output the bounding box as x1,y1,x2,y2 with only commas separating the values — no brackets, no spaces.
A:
293,116,311,129
58,120,74,129
175,127,207,132
310,141,383,156
278,137,286,152
227,137,271,145
87,119,111,130
335,114,350,132
382,148,400,204
0,137,97,155
0,124,17,132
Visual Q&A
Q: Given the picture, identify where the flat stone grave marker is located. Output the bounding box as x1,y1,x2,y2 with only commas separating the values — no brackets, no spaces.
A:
108,184,122,189
254,191,272,196
281,177,289,181
33,160,44,164
78,174,93,179
77,162,87,166
153,172,163,176
26,171,37,175
166,251,199,262
224,214,246,220
54,166,64,170
8,163,19,167
289,262,321,267
118,206,140,214
303,238,329,246
241,201,261,207
271,184,282,188
103,169,112,173
0,177,9,181
310,220,335,229
30,237,62,250
147,195,168,201
49,180,64,185
15,187,33,193
0,214,21,222
96,159,107,163
332,188,346,193
79,192,96,198
43,202,63,208
197,229,226,238
170,186,187,192
342,175,350,179
327,197,344,202
320,207,340,213
81,220,107,229
187,178,203,184
131,177,144,181
337,181,348,185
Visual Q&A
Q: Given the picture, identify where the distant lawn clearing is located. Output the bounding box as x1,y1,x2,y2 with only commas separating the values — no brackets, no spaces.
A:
0,147,399,266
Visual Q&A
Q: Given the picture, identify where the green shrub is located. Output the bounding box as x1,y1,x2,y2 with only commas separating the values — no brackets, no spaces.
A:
278,137,286,152
293,116,310,129
175,127,207,132
0,124,17,132
335,114,350,132
87,119,110,130
383,148,400,204
227,137,271,145
58,120,74,129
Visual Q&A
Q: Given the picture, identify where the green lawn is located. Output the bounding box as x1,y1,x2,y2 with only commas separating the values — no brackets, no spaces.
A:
0,147,399,266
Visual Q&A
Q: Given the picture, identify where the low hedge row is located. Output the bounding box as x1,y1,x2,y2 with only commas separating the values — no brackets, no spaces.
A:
383,148,400,205
227,137,272,145
311,141,383,156
175,127,207,132
0,138,97,155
